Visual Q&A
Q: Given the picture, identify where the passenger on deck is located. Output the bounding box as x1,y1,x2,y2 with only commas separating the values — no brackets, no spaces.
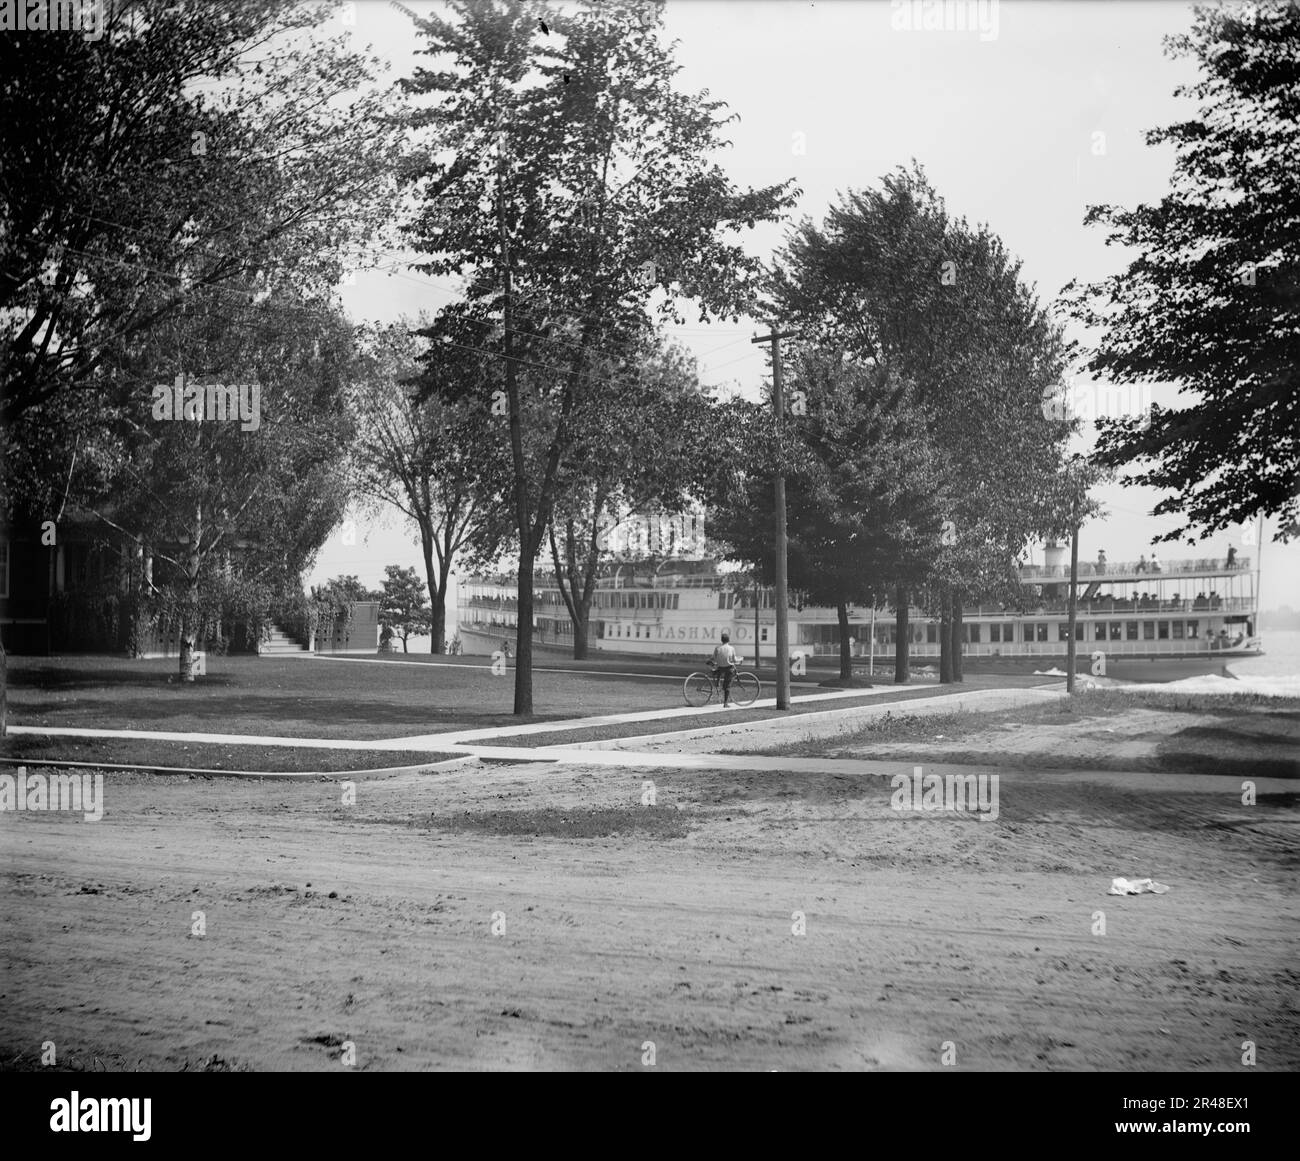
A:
1135,554,1148,574
1226,545,1237,568
1149,550,1161,573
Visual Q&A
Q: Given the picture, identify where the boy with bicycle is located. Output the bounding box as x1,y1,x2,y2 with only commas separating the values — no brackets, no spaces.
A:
710,632,741,707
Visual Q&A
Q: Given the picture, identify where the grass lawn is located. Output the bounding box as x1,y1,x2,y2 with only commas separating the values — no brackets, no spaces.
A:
5,655,1059,745
5,653,688,740
0,735,460,774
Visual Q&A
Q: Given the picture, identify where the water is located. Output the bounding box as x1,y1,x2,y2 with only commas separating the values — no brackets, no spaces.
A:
1228,628,1300,679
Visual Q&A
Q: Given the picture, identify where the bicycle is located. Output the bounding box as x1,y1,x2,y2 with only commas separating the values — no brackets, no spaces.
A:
683,662,761,708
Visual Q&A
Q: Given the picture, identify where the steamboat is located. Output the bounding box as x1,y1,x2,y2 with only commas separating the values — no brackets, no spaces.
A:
458,539,1261,683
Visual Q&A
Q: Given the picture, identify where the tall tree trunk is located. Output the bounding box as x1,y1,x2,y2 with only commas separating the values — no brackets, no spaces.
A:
939,584,953,684
514,551,535,713
179,622,196,679
419,526,445,654
893,583,910,684
572,581,597,660
178,535,200,682
496,107,534,716
1,637,7,737
431,599,446,654
952,588,965,683
836,601,852,682
549,515,600,662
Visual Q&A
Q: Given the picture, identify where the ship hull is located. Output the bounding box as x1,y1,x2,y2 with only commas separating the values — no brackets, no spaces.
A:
458,625,1261,683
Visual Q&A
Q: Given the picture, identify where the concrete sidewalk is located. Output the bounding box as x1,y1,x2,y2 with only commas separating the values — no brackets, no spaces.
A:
7,680,1049,753
4,680,1070,777
574,684,1067,754
379,681,1002,748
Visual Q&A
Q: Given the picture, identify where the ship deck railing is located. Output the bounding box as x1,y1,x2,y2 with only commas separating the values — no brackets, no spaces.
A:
808,638,1254,659
1020,556,1251,580
979,597,1252,616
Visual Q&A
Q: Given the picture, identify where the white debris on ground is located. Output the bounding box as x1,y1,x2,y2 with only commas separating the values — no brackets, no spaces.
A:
1053,672,1299,698
1033,668,1069,677
1108,877,1171,896
1154,673,1300,698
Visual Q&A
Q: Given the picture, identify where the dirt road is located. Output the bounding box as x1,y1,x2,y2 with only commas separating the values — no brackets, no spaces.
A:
2,756,1296,1071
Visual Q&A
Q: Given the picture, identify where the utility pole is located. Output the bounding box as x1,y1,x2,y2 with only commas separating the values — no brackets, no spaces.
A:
1066,492,1080,694
753,329,798,709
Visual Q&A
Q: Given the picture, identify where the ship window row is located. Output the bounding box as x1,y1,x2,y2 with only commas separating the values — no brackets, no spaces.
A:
876,620,1208,645
608,623,650,639
594,592,679,610
718,591,789,610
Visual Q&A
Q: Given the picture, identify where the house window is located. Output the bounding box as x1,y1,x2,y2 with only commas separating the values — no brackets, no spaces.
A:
1158,621,1169,640
761,627,769,642
1126,621,1138,641
1110,622,1122,640
1036,623,1049,642
1143,621,1154,640
926,623,937,644
1094,622,1106,640
989,624,1000,643
968,623,981,644
1172,620,1184,639
1187,620,1198,638
1058,622,1071,642
1003,623,1015,642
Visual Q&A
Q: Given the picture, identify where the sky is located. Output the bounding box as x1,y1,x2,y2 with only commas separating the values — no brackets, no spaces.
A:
311,0,1297,616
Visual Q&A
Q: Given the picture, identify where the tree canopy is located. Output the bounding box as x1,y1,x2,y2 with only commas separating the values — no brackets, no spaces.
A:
402,0,795,710
1062,1,1300,542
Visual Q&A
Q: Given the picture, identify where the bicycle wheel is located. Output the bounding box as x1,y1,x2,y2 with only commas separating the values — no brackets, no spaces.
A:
731,671,761,707
683,672,716,707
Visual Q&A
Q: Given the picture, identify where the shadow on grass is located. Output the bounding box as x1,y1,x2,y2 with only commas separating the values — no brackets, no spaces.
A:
13,693,554,731
1156,720,1300,779
0,734,461,773
7,666,238,691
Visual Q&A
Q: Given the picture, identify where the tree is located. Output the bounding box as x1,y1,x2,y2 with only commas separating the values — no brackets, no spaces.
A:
546,337,712,658
69,291,357,679
1063,2,1300,542
771,164,1071,682
378,564,432,653
0,0,401,714
402,0,795,712
711,352,942,682
350,319,506,653
0,0,402,427
314,576,381,604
